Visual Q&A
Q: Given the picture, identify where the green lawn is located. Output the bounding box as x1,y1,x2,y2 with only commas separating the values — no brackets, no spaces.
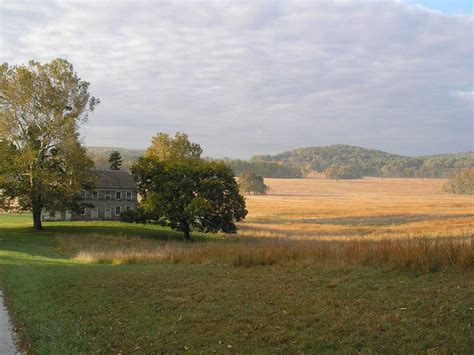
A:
0,214,473,353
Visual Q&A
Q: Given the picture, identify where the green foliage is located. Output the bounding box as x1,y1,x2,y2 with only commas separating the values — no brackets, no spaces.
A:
108,150,122,170
145,132,203,162
325,165,363,180
0,58,99,229
130,158,247,239
443,168,474,194
253,144,473,178
224,159,302,178
239,171,268,194
87,143,473,179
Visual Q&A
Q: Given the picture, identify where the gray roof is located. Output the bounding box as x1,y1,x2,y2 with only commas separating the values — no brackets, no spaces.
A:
94,170,136,189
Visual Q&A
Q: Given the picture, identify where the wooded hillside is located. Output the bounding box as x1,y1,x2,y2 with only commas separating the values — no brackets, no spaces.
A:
252,145,473,178
87,145,473,179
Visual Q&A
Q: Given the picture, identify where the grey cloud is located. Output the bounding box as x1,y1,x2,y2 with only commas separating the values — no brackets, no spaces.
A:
1,0,472,158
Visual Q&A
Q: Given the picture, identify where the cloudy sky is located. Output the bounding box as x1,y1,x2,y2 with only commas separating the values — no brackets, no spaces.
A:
1,0,473,158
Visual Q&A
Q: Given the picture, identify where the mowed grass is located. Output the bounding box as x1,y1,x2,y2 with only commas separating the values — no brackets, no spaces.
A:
0,178,473,353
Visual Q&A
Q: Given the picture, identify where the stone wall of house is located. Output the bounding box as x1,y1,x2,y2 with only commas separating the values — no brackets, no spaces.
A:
42,188,137,221
72,188,137,221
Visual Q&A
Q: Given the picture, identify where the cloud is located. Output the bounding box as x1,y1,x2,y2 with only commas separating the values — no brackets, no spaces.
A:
1,0,473,157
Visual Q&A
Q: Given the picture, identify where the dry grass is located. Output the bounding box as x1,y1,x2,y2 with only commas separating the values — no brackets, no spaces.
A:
239,177,474,240
56,178,474,273
56,234,474,273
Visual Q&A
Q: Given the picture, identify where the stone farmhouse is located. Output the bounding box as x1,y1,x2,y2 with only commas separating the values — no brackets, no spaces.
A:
42,170,137,221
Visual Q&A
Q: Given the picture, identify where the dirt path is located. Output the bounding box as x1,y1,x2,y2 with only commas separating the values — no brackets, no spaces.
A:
0,290,20,354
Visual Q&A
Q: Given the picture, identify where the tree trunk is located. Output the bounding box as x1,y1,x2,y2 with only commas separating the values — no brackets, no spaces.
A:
33,206,42,230
183,224,191,241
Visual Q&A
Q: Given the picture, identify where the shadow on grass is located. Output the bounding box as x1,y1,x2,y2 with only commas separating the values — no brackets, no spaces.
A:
0,215,224,263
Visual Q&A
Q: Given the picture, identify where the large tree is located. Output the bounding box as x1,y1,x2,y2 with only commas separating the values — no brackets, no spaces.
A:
125,132,247,240
0,59,99,229
129,158,247,240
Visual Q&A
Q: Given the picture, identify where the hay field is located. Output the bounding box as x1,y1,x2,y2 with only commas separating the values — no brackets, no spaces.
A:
239,177,474,240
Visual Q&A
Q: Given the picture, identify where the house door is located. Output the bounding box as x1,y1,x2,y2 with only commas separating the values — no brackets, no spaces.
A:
104,208,111,220
91,208,98,220
65,211,72,221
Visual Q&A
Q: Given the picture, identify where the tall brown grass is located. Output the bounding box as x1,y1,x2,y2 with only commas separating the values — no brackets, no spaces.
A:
57,235,474,273
57,178,474,273
239,177,474,241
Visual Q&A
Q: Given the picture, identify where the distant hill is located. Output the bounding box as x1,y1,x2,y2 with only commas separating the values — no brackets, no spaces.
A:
86,146,302,178
86,144,474,178
251,144,474,178
86,147,145,171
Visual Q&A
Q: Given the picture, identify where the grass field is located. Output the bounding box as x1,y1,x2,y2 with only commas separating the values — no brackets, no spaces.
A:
240,177,474,240
0,178,473,353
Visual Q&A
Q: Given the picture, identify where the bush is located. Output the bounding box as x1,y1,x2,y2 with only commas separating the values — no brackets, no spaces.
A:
239,171,268,195
443,167,474,194
120,209,147,224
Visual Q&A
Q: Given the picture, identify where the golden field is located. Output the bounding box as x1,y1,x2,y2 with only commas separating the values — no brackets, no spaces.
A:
54,177,474,272
239,177,474,240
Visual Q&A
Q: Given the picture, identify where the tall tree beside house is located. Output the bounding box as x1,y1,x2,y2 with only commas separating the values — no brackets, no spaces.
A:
128,158,247,240
144,132,203,163
123,132,247,240
0,59,99,229
108,150,123,170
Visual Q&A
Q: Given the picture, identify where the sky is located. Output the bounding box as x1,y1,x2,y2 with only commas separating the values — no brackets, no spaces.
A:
1,0,473,159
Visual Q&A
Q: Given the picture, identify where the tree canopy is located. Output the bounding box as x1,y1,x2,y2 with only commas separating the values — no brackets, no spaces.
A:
325,165,363,180
0,58,99,229
123,132,247,240
108,150,122,170
224,159,302,178
443,168,474,195
145,132,203,162
127,158,247,240
239,171,268,194
252,144,473,178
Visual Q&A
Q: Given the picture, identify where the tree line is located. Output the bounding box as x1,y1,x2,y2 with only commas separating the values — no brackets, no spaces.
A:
87,144,473,180
223,159,302,178
252,144,473,179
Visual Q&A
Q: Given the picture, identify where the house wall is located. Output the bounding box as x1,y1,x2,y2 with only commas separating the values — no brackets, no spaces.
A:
73,188,137,221
42,188,137,221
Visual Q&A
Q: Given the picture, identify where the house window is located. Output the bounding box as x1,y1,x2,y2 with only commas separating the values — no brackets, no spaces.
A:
105,194,111,200
80,190,86,198
50,211,55,218
126,192,132,200
79,207,85,215
92,191,98,199
126,206,131,211
116,191,121,200
115,206,121,215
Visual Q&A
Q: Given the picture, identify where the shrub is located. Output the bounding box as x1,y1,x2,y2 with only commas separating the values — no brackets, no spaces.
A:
443,167,474,194
239,171,268,195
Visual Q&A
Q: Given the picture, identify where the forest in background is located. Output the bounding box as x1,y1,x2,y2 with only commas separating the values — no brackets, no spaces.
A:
87,144,473,179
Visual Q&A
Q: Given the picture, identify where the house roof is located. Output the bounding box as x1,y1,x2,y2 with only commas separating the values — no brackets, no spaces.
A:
94,170,136,189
